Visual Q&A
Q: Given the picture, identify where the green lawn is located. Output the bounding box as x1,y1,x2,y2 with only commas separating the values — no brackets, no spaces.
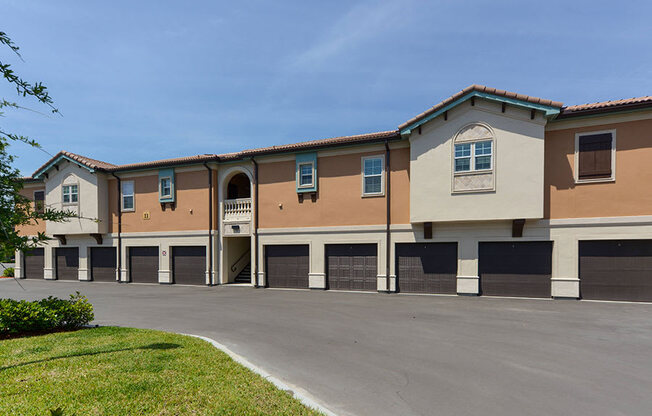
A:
0,327,322,415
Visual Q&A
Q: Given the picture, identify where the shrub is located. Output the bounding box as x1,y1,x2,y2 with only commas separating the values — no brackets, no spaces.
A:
2,267,14,277
0,292,94,335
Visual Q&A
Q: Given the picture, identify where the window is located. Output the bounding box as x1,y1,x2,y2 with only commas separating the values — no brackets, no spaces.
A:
454,143,471,172
34,190,45,213
298,163,314,187
62,185,78,204
362,156,384,196
121,181,134,211
160,177,172,198
454,141,492,172
576,131,615,182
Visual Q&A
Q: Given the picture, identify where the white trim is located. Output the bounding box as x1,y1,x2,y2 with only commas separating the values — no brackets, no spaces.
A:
296,162,315,188
159,176,172,198
361,154,385,197
121,180,135,212
573,129,616,184
547,214,652,227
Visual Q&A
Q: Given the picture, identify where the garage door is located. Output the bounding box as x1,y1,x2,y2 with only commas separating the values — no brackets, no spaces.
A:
265,245,309,289
396,243,458,294
580,240,652,302
91,247,116,282
479,242,552,298
129,247,159,283
172,246,206,285
326,244,377,291
55,247,79,281
23,248,44,279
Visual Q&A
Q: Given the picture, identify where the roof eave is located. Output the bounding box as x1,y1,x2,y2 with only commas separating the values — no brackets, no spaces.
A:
556,102,652,120
32,154,98,179
399,91,562,136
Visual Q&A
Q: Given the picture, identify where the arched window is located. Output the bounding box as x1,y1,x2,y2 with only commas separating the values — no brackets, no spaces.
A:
452,123,495,193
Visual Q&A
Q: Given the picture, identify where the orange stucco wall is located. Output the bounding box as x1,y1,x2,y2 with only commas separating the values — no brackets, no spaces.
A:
259,147,410,228
109,170,214,233
16,186,46,236
545,118,652,219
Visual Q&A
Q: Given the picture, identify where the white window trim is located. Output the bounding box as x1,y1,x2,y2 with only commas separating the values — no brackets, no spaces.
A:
121,180,135,212
454,140,494,174
574,129,616,184
62,184,79,205
297,162,315,188
159,176,172,198
361,155,385,197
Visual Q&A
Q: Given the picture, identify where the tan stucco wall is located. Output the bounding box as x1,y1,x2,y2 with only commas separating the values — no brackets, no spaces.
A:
16,185,46,236
545,118,652,219
109,170,211,232
258,147,410,228
409,99,547,223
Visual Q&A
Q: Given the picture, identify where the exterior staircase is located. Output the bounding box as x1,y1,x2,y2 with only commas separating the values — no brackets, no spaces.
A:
234,263,251,283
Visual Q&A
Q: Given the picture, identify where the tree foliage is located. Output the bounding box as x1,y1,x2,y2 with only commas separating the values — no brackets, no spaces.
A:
0,30,73,259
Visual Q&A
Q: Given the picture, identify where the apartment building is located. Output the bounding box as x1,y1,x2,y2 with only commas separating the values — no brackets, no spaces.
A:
15,85,652,302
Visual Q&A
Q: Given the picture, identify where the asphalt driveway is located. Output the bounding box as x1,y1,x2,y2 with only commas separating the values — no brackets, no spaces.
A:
2,279,652,416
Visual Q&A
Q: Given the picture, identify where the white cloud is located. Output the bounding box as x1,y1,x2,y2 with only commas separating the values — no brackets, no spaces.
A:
289,0,408,69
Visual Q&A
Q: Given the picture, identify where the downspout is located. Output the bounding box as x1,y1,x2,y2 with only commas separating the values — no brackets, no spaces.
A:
111,173,122,283
203,163,213,286
385,140,391,293
252,157,260,288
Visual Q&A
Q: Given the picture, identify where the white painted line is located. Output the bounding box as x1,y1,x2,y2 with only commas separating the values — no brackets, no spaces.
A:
184,333,337,416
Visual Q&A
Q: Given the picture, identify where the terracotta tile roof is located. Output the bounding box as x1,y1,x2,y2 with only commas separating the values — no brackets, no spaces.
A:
558,96,652,118
28,130,400,179
218,130,399,161
398,84,564,130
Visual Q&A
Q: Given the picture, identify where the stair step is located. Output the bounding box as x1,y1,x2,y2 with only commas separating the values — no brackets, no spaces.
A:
234,263,252,283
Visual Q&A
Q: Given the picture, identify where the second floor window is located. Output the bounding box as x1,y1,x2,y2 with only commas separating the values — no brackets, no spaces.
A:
577,131,614,181
62,185,78,204
362,156,384,196
160,177,172,198
34,190,45,213
122,181,134,211
454,140,492,172
298,163,314,187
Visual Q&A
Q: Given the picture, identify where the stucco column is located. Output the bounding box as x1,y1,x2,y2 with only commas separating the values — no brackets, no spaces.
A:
159,244,171,284
78,246,90,281
120,244,128,282
14,250,24,278
44,245,55,280
457,237,479,295
551,234,580,298
309,241,326,289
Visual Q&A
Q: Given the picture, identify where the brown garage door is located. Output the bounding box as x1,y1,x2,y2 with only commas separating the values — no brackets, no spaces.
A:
129,247,159,283
91,247,116,282
172,246,206,285
55,247,79,281
23,248,44,279
326,244,377,291
396,243,458,294
265,245,309,289
479,242,552,298
580,240,652,302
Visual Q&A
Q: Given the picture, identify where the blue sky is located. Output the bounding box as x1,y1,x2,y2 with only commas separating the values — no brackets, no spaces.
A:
2,0,651,175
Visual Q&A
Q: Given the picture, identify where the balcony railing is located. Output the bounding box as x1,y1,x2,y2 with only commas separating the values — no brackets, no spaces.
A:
224,198,252,222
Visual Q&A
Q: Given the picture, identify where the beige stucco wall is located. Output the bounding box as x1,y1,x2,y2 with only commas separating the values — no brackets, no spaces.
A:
44,161,109,235
109,169,212,233
258,146,410,228
409,99,546,223
545,117,652,219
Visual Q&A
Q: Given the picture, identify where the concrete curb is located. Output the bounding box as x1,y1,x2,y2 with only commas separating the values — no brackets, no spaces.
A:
184,333,338,416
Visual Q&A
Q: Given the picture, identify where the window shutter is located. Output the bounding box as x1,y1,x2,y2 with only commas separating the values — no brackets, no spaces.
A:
578,133,612,179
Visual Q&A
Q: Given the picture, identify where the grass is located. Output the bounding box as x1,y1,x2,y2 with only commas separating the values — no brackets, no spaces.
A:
0,327,322,415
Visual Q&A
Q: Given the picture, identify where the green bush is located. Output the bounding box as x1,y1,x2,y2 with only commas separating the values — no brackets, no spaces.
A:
0,292,94,335
2,267,14,277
